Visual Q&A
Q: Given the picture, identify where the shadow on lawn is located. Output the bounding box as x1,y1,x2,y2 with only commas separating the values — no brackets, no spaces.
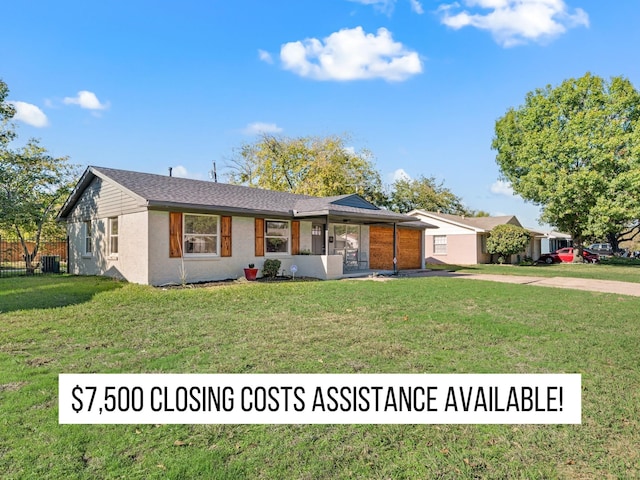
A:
0,275,124,313
425,263,481,272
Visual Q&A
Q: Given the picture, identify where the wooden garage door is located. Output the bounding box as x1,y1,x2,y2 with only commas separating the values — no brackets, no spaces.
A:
397,228,422,269
369,226,394,270
369,226,423,270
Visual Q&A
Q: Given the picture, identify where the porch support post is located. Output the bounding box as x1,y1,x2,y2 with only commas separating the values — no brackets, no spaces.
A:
324,216,330,255
393,222,397,274
421,229,426,269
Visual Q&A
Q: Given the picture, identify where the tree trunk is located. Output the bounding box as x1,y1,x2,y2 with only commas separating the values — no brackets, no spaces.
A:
16,226,40,274
572,246,584,263
607,232,619,253
19,239,37,273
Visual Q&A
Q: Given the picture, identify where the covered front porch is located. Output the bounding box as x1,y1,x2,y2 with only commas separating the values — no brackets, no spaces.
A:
284,254,396,280
295,220,408,275
285,195,432,278
285,218,427,279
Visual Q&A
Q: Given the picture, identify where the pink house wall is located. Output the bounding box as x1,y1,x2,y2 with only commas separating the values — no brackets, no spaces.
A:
425,233,479,264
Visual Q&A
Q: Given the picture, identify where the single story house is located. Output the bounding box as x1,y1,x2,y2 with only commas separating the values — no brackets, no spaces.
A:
541,231,573,254
408,210,543,264
57,166,432,285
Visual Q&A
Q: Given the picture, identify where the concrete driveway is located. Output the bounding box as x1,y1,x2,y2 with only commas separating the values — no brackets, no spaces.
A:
410,270,640,297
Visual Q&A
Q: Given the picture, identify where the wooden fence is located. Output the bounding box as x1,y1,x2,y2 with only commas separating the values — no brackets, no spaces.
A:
0,236,68,276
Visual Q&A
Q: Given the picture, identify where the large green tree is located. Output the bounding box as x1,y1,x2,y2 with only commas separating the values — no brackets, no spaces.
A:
0,79,76,271
386,174,469,215
609,220,640,252
0,79,16,145
226,133,387,205
493,73,640,260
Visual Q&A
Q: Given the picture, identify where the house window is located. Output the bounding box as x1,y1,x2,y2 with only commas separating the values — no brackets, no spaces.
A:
265,220,289,253
480,234,487,254
334,225,360,250
109,217,119,256
83,221,93,255
433,235,447,254
184,214,219,255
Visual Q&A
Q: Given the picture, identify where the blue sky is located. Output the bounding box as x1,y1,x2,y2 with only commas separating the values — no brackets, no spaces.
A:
3,0,639,228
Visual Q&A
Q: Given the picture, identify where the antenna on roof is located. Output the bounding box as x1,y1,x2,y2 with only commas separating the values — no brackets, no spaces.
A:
209,161,218,182
168,167,173,177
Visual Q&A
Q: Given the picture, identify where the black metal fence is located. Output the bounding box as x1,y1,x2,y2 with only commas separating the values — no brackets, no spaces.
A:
0,235,69,277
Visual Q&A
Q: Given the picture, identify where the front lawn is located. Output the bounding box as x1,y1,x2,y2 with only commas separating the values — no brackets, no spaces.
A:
1,275,639,478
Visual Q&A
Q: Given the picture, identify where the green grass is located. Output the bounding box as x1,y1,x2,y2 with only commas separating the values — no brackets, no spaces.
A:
427,260,640,283
1,275,639,478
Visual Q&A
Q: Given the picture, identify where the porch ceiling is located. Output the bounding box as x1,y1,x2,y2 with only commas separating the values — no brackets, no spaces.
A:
293,210,433,228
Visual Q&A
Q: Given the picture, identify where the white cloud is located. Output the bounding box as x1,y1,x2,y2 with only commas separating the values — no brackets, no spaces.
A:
258,49,273,64
170,165,204,180
343,146,356,156
385,168,411,184
438,0,589,47
490,180,514,196
9,101,49,127
393,168,411,181
280,26,422,82
347,0,424,14
63,90,109,110
409,0,424,14
242,122,284,135
348,0,396,14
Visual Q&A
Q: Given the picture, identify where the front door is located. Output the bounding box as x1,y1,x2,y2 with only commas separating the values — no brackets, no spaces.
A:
312,224,325,254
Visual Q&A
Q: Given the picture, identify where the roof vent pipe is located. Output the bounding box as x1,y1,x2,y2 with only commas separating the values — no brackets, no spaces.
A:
169,167,173,177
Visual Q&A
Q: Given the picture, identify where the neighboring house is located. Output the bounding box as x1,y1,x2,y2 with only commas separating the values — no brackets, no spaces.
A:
408,210,542,264
541,231,573,254
57,167,431,285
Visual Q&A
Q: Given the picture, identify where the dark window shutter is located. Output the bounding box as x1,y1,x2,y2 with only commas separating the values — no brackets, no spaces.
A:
291,220,300,255
221,216,232,257
255,218,264,257
169,212,183,258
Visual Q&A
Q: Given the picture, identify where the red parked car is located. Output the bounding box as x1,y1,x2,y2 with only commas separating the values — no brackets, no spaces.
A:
537,248,599,264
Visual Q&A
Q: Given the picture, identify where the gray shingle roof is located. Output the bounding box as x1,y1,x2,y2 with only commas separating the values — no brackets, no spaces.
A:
92,166,313,215
59,166,425,225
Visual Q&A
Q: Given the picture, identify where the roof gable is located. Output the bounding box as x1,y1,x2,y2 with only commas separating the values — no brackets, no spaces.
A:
408,210,523,232
330,194,380,210
58,166,147,220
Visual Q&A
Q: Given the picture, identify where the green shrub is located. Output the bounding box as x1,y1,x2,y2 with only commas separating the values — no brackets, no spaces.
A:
262,259,281,278
519,256,535,266
487,224,530,264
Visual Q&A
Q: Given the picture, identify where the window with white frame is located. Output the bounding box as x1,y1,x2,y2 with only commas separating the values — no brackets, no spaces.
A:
433,235,447,254
109,217,119,256
265,220,289,253
83,221,93,255
184,214,219,255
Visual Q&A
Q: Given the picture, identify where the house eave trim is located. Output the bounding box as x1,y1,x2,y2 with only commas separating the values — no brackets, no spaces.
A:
146,201,293,219
294,209,418,224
